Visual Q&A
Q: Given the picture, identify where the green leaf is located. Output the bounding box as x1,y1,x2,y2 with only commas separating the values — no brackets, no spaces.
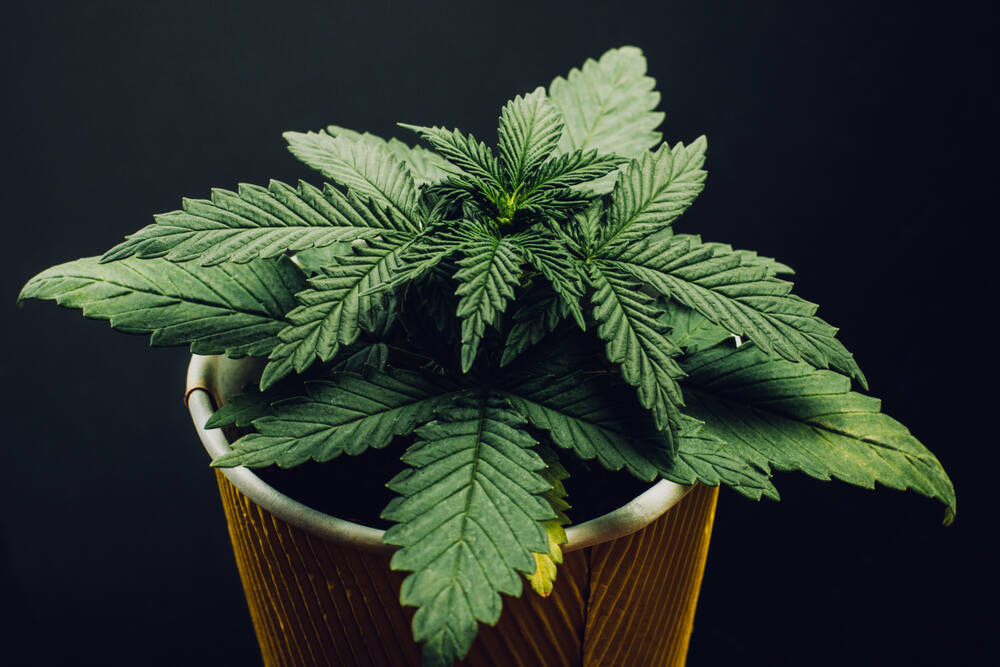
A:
291,242,355,274
204,390,276,429
554,200,603,257
503,370,775,497
262,238,412,389
522,149,627,196
324,125,451,186
362,224,469,297
588,261,685,446
527,446,570,597
497,87,563,186
212,369,461,468
452,223,524,372
330,342,388,375
399,123,504,188
500,284,570,367
508,228,585,328
594,137,707,256
661,416,779,500
284,130,422,221
419,177,490,220
510,188,590,224
503,371,674,481
661,299,735,353
206,315,395,430
382,395,553,667
403,265,461,349
19,256,304,357
680,343,956,518
615,234,867,387
699,241,795,277
101,180,405,265
549,46,664,160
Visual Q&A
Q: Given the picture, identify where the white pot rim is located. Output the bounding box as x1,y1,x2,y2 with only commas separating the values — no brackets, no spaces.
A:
185,354,693,554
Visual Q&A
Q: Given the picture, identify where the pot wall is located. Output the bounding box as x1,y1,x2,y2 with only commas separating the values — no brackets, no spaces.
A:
214,470,719,666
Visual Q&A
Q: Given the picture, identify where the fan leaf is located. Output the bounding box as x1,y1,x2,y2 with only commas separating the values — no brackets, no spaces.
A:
399,123,504,189
588,261,685,447
101,180,406,265
615,234,867,387
680,342,955,518
452,223,524,372
661,416,779,500
363,224,470,296
284,130,422,221
20,256,304,357
661,298,735,353
509,228,585,328
548,45,664,194
526,446,570,597
382,395,553,666
497,87,564,186
594,137,707,256
212,369,462,468
261,238,412,388
204,389,277,429
500,284,571,367
323,125,451,186
502,369,770,498
503,371,674,481
523,149,627,197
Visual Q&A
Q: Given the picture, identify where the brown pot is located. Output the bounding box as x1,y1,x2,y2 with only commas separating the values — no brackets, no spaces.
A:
187,355,720,666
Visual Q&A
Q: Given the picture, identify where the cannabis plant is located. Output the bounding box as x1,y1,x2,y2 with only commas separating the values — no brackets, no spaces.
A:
20,46,954,666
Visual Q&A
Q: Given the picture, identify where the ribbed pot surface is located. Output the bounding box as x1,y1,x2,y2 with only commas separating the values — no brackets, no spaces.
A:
214,471,719,667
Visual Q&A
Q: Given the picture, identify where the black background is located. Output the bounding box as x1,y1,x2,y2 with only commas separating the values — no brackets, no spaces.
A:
2,1,994,665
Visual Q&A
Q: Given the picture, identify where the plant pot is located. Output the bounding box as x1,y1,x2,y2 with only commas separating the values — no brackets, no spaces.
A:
186,354,720,666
